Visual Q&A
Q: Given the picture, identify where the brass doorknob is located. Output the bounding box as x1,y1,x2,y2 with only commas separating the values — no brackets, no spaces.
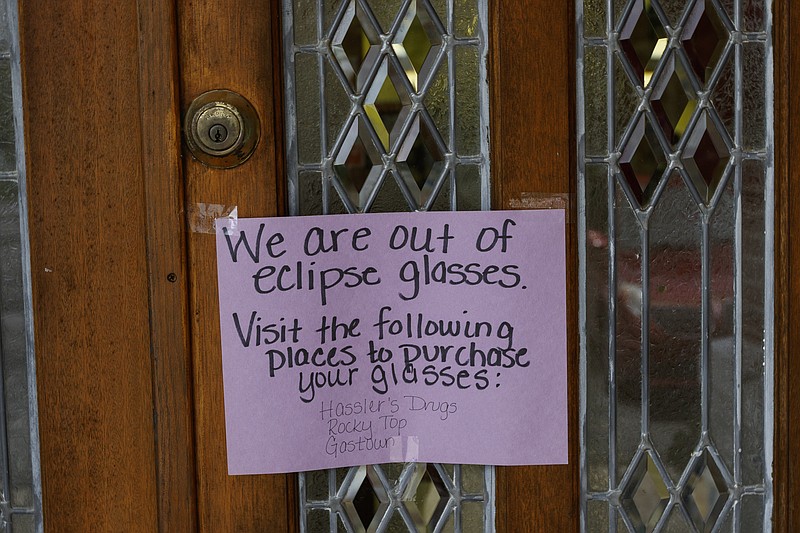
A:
184,89,259,169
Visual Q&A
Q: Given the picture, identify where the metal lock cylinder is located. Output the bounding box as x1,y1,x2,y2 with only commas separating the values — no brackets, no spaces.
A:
185,90,259,169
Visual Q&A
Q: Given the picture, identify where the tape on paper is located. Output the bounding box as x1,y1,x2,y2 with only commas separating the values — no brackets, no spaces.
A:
389,436,420,463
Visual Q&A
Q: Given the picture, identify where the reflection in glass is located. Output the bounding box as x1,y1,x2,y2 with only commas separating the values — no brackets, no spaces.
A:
364,57,411,151
619,0,668,87
650,54,696,145
620,453,669,532
681,0,728,86
404,464,449,529
333,117,383,207
331,0,381,92
392,0,442,91
618,116,666,207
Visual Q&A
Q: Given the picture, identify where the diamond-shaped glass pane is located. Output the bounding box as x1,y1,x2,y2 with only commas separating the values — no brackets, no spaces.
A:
332,0,381,92
333,117,383,209
403,464,449,529
651,54,697,145
681,449,730,532
364,58,412,150
393,0,443,90
619,0,668,86
620,453,670,533
619,116,667,207
397,114,446,207
682,111,730,204
342,466,389,532
681,0,728,86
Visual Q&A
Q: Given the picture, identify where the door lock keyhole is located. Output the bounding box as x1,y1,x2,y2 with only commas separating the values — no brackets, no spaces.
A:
209,124,228,144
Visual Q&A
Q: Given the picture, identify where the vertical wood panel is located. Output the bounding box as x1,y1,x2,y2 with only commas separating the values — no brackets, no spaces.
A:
490,0,578,531
136,0,198,530
176,0,291,530
18,1,160,531
776,1,794,531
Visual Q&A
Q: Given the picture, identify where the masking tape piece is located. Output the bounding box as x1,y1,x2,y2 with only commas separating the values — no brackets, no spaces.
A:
507,192,573,223
189,203,238,234
389,436,420,463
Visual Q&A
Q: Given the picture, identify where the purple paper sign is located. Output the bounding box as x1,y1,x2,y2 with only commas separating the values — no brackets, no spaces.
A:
215,210,567,474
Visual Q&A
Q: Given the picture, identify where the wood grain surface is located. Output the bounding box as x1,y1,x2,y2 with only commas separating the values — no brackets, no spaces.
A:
490,1,579,531
137,0,198,530
176,0,292,530
775,1,793,531
19,1,160,530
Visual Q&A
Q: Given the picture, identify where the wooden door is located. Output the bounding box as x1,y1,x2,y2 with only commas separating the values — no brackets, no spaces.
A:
15,0,795,531
174,1,576,531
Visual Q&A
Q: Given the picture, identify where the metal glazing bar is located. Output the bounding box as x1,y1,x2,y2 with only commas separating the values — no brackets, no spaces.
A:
576,0,589,526
731,0,744,528
762,0,776,527
701,220,711,436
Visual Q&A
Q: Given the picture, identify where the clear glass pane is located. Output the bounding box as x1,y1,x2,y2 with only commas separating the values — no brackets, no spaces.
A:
741,159,766,486
584,164,609,493
614,181,641,484
709,178,735,473
619,453,669,531
681,0,728,87
647,173,703,484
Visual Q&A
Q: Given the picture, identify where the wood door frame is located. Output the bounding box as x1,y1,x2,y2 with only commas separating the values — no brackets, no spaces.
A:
489,2,578,530
16,0,794,531
774,0,794,530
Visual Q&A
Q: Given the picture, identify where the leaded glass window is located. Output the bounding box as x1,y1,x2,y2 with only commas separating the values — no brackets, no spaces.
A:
0,0,42,531
281,0,492,531
579,0,773,531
